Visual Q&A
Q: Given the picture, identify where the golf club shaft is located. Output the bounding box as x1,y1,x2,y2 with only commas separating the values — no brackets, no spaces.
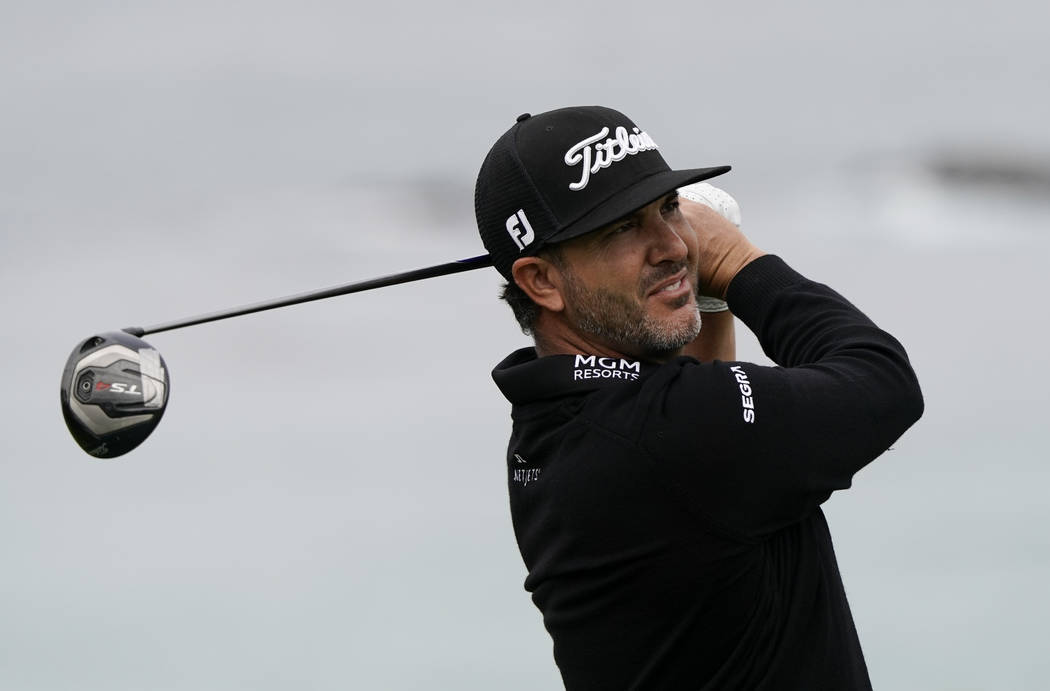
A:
123,254,493,337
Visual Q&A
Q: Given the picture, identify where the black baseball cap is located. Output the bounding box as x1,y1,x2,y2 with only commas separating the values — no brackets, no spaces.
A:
475,105,730,279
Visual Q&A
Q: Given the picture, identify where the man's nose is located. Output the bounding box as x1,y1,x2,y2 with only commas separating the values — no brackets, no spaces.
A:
646,219,689,265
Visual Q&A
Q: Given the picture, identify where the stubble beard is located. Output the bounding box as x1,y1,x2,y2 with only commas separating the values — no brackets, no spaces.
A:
560,266,702,361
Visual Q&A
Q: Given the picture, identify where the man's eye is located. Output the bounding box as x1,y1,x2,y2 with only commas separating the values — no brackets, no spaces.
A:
610,220,637,235
661,199,681,215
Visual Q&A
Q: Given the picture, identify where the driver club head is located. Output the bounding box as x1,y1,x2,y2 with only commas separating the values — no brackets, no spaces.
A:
60,331,170,459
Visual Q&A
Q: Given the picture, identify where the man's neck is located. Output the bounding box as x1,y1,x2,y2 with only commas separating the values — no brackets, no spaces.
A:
532,321,679,364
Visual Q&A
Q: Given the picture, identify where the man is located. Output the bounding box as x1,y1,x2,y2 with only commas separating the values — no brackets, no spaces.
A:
474,106,923,690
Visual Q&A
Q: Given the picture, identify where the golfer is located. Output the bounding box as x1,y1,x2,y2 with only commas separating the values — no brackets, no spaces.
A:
475,106,924,690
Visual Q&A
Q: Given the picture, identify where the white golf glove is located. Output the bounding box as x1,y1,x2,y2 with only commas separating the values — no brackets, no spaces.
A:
677,182,741,313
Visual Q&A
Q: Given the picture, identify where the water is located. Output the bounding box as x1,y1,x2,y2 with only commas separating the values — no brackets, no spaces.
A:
2,1,1049,689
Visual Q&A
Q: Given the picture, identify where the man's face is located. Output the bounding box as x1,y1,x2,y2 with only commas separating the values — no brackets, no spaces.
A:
553,192,702,360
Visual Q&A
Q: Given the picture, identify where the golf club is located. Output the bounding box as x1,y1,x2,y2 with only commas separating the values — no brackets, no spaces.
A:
60,254,493,458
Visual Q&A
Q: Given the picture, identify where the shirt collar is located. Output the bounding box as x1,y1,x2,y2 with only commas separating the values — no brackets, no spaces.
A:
492,347,657,405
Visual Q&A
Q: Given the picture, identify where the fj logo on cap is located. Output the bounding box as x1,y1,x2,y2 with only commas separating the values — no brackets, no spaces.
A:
505,209,535,251
564,125,659,192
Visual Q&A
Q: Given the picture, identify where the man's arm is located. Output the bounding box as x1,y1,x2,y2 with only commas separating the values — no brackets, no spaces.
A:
676,184,747,363
642,202,922,536
644,255,924,536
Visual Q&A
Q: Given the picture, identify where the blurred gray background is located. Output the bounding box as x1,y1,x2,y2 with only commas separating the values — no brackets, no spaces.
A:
3,1,1048,689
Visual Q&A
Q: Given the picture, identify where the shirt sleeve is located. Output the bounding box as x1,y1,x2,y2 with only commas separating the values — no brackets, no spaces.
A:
639,255,924,538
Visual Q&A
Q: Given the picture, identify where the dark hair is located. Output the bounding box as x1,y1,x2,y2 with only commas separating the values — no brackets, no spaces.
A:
499,246,564,335
501,280,542,335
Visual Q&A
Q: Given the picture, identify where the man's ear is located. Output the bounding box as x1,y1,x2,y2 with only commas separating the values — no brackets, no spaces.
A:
511,256,565,313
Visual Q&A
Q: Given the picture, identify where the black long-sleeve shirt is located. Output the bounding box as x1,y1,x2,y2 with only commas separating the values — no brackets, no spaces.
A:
491,255,924,690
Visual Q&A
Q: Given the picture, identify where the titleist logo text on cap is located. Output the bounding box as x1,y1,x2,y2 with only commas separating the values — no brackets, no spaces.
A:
564,125,659,191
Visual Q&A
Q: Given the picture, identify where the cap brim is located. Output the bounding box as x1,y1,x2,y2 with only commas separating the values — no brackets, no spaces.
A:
541,165,731,246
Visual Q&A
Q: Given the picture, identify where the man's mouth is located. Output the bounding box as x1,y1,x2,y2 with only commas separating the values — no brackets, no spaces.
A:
647,269,690,299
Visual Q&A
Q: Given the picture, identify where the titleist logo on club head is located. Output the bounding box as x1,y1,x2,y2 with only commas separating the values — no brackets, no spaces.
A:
564,125,659,192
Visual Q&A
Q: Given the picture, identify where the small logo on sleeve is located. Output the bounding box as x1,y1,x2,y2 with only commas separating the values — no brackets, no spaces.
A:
511,453,542,486
505,209,535,251
730,365,756,423
512,467,542,486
